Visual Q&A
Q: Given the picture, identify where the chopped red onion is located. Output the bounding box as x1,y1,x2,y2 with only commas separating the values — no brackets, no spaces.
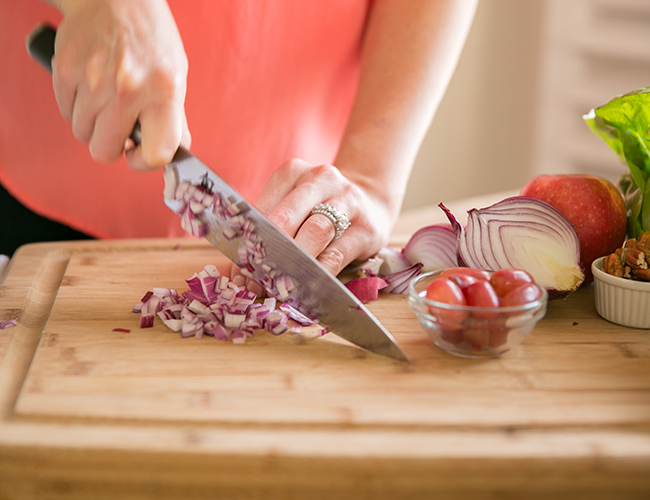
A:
188,300,209,316
140,314,155,329
279,303,315,326
231,330,249,344
135,264,315,344
159,316,182,332
181,320,201,338
152,287,177,298
210,323,231,341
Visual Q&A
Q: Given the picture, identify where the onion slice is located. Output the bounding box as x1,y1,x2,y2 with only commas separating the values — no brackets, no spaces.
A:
376,248,411,276
440,196,584,298
402,225,458,272
382,262,424,294
0,319,17,329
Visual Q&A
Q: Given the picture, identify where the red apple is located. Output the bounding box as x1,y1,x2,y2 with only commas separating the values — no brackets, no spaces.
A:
521,174,627,283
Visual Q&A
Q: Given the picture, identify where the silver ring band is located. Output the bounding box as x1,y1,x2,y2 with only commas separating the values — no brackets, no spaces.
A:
309,203,351,240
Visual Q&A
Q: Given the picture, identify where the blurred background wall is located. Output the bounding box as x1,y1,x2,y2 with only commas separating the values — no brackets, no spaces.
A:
402,0,650,211
402,0,545,211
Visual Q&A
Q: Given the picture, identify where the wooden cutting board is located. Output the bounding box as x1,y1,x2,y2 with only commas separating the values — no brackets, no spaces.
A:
1,237,649,499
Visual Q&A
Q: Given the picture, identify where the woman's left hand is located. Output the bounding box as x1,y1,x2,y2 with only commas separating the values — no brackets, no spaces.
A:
256,158,393,276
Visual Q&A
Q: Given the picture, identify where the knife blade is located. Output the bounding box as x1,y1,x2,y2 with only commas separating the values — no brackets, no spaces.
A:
27,24,409,362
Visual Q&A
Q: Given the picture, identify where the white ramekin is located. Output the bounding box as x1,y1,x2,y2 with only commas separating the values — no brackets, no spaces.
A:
592,256,650,329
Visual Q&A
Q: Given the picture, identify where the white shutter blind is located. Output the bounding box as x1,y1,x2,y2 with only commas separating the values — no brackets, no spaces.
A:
533,0,650,181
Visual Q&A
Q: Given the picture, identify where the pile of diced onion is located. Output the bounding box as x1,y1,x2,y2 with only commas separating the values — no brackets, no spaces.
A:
134,264,320,344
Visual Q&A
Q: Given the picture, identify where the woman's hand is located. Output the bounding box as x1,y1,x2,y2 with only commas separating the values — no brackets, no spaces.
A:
220,158,392,295
255,158,394,277
45,0,190,170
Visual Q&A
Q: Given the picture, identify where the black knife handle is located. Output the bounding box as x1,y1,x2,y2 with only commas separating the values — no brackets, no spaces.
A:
26,24,142,145
26,24,56,72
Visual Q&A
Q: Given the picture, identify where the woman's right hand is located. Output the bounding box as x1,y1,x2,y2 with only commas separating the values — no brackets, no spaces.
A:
45,0,191,170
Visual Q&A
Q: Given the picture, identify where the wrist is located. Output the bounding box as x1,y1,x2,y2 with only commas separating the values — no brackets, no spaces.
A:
335,150,408,225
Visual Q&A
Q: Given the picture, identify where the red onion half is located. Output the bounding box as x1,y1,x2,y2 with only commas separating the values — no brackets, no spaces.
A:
402,225,458,272
440,197,584,298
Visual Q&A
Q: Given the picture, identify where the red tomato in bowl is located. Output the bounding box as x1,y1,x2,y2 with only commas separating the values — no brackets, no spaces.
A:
464,329,490,350
490,269,534,297
464,280,500,319
440,267,491,281
445,273,478,291
500,283,542,307
425,278,469,327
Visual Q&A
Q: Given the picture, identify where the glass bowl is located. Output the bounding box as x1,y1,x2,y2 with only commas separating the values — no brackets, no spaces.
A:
408,270,548,358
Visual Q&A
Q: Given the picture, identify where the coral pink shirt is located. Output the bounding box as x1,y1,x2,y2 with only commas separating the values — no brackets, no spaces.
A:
0,1,368,238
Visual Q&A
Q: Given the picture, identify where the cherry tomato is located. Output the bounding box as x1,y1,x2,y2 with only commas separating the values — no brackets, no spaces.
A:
425,278,468,327
440,328,464,344
464,329,490,350
464,280,500,318
440,267,491,281
490,269,534,297
446,274,478,291
488,327,510,348
500,283,542,307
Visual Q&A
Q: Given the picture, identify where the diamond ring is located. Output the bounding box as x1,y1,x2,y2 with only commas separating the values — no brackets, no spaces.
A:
309,203,351,240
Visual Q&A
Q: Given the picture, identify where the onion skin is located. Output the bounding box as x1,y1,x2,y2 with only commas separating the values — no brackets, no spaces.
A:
440,197,584,299
345,277,388,304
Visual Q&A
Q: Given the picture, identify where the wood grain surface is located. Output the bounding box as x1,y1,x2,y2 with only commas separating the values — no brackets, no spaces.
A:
0,236,649,499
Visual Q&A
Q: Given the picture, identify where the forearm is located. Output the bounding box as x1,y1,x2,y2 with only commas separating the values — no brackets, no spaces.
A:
335,0,477,223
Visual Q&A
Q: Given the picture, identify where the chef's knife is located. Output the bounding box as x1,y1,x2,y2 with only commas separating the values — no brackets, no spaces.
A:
27,24,409,362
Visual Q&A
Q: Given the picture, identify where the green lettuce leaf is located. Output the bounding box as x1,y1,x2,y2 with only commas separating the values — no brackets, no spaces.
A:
584,87,650,238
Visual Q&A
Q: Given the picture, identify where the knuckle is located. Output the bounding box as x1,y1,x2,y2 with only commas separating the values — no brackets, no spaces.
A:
311,163,340,183
319,247,346,274
269,207,294,232
52,54,76,87
276,158,307,178
141,145,175,169
151,58,188,99
303,215,335,241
